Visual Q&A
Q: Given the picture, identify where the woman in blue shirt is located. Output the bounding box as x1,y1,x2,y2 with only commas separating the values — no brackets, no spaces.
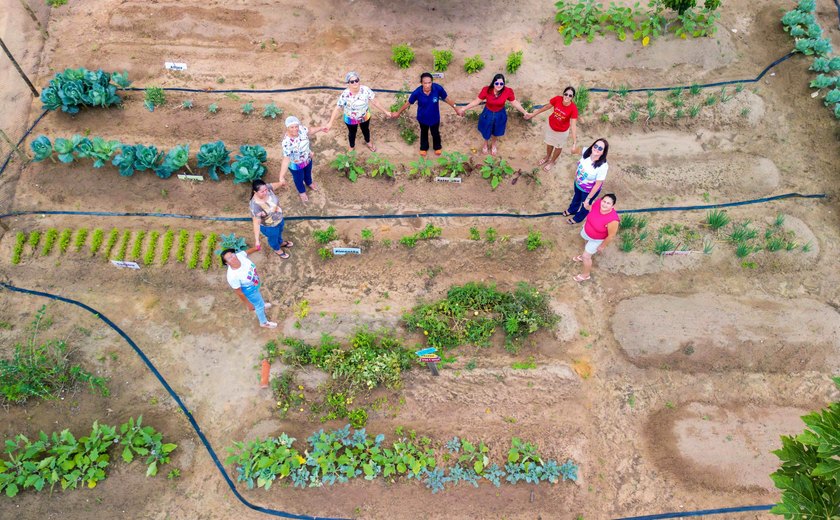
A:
392,72,461,156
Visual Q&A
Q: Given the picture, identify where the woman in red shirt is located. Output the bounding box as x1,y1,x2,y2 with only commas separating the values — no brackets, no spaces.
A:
525,86,579,171
460,74,529,156
573,193,619,282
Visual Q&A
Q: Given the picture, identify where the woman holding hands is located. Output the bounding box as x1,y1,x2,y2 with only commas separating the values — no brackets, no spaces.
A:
525,86,578,171
279,116,326,202
460,73,529,156
324,71,392,152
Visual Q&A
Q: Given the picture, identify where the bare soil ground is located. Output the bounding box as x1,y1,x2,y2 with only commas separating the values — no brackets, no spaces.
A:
1,0,840,519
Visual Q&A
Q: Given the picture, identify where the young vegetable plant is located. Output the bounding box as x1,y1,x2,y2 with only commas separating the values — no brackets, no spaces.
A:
409,157,437,178
526,229,544,251
73,228,89,252
437,151,469,178
103,228,120,260
203,233,218,270
506,51,523,74
11,232,25,264
160,230,175,264
555,0,604,44
41,228,58,256
366,153,395,179
58,229,73,254
208,103,219,114
464,55,485,74
262,103,283,119
318,247,334,260
89,229,104,256
196,141,232,181
313,226,339,244
480,156,514,189
331,151,366,182
115,230,132,261
391,44,415,68
181,100,194,109
232,145,267,184
432,49,453,72
144,86,166,112
90,137,122,168
188,232,205,269
30,136,53,162
130,230,146,261
53,137,75,163
155,144,190,179
144,231,159,266
176,230,189,263
241,102,255,115
26,231,42,252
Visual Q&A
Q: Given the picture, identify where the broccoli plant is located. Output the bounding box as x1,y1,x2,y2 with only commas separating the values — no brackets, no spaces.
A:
52,137,74,164
90,137,122,168
232,145,267,184
155,145,190,179
196,141,232,181
112,145,138,176
30,136,53,162
263,103,283,119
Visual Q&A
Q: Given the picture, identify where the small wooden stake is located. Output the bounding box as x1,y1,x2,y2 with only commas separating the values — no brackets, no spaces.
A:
0,129,29,163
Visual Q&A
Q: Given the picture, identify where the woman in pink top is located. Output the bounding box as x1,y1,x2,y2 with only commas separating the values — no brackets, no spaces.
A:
573,193,619,282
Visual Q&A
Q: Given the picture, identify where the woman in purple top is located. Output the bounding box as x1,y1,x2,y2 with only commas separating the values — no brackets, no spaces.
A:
392,72,461,157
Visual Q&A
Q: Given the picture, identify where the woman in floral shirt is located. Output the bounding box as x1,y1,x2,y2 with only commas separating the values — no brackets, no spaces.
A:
279,115,326,202
324,71,392,152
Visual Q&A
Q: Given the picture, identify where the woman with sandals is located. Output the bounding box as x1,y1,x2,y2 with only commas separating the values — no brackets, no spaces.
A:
250,179,294,260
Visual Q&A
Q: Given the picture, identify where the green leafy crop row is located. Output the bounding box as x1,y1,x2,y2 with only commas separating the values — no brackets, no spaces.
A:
31,136,267,182
0,415,175,498
188,232,205,269
782,0,840,119
40,68,131,114
225,425,577,493
399,223,442,248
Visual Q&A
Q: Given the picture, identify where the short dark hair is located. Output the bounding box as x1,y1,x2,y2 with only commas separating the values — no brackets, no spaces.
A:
251,179,267,200
420,72,433,82
602,193,617,204
563,86,576,97
219,248,237,265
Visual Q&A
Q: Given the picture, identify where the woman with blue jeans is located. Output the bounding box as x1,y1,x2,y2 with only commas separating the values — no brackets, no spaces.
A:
279,115,326,202
222,245,277,329
460,73,528,156
250,179,293,259
564,138,610,225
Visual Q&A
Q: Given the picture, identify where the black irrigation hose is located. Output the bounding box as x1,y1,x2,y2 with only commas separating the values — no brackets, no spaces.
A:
0,193,827,223
0,281,345,520
122,52,796,96
616,504,773,520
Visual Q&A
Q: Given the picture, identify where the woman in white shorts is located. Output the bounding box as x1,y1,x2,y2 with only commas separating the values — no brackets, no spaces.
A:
573,193,619,283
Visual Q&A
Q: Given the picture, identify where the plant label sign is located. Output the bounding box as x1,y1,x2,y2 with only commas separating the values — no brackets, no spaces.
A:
165,62,187,71
415,347,440,362
434,176,461,184
333,247,361,255
432,73,444,79
111,260,141,270
177,174,204,182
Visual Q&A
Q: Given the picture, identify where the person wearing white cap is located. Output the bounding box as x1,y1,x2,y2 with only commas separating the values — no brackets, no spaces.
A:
323,71,392,152
278,115,326,202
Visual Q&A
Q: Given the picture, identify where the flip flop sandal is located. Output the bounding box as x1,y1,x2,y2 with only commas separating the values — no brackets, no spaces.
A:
566,218,576,225
561,211,572,217
482,144,489,154
573,255,584,262
275,250,290,259
537,157,550,166
281,241,294,248
573,274,590,282
366,142,377,152
299,193,309,202
542,162,554,172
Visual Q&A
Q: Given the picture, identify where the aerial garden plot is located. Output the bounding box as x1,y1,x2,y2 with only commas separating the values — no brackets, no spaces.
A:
1,0,839,518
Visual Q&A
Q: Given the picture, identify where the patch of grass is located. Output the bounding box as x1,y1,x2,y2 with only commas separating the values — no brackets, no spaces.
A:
727,221,757,243
619,214,637,229
653,236,676,255
619,232,636,252
526,229,544,251
574,84,590,114
705,209,730,230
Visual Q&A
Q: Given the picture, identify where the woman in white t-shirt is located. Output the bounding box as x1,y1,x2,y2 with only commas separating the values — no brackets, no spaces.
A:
324,71,392,152
563,138,610,224
221,245,277,329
